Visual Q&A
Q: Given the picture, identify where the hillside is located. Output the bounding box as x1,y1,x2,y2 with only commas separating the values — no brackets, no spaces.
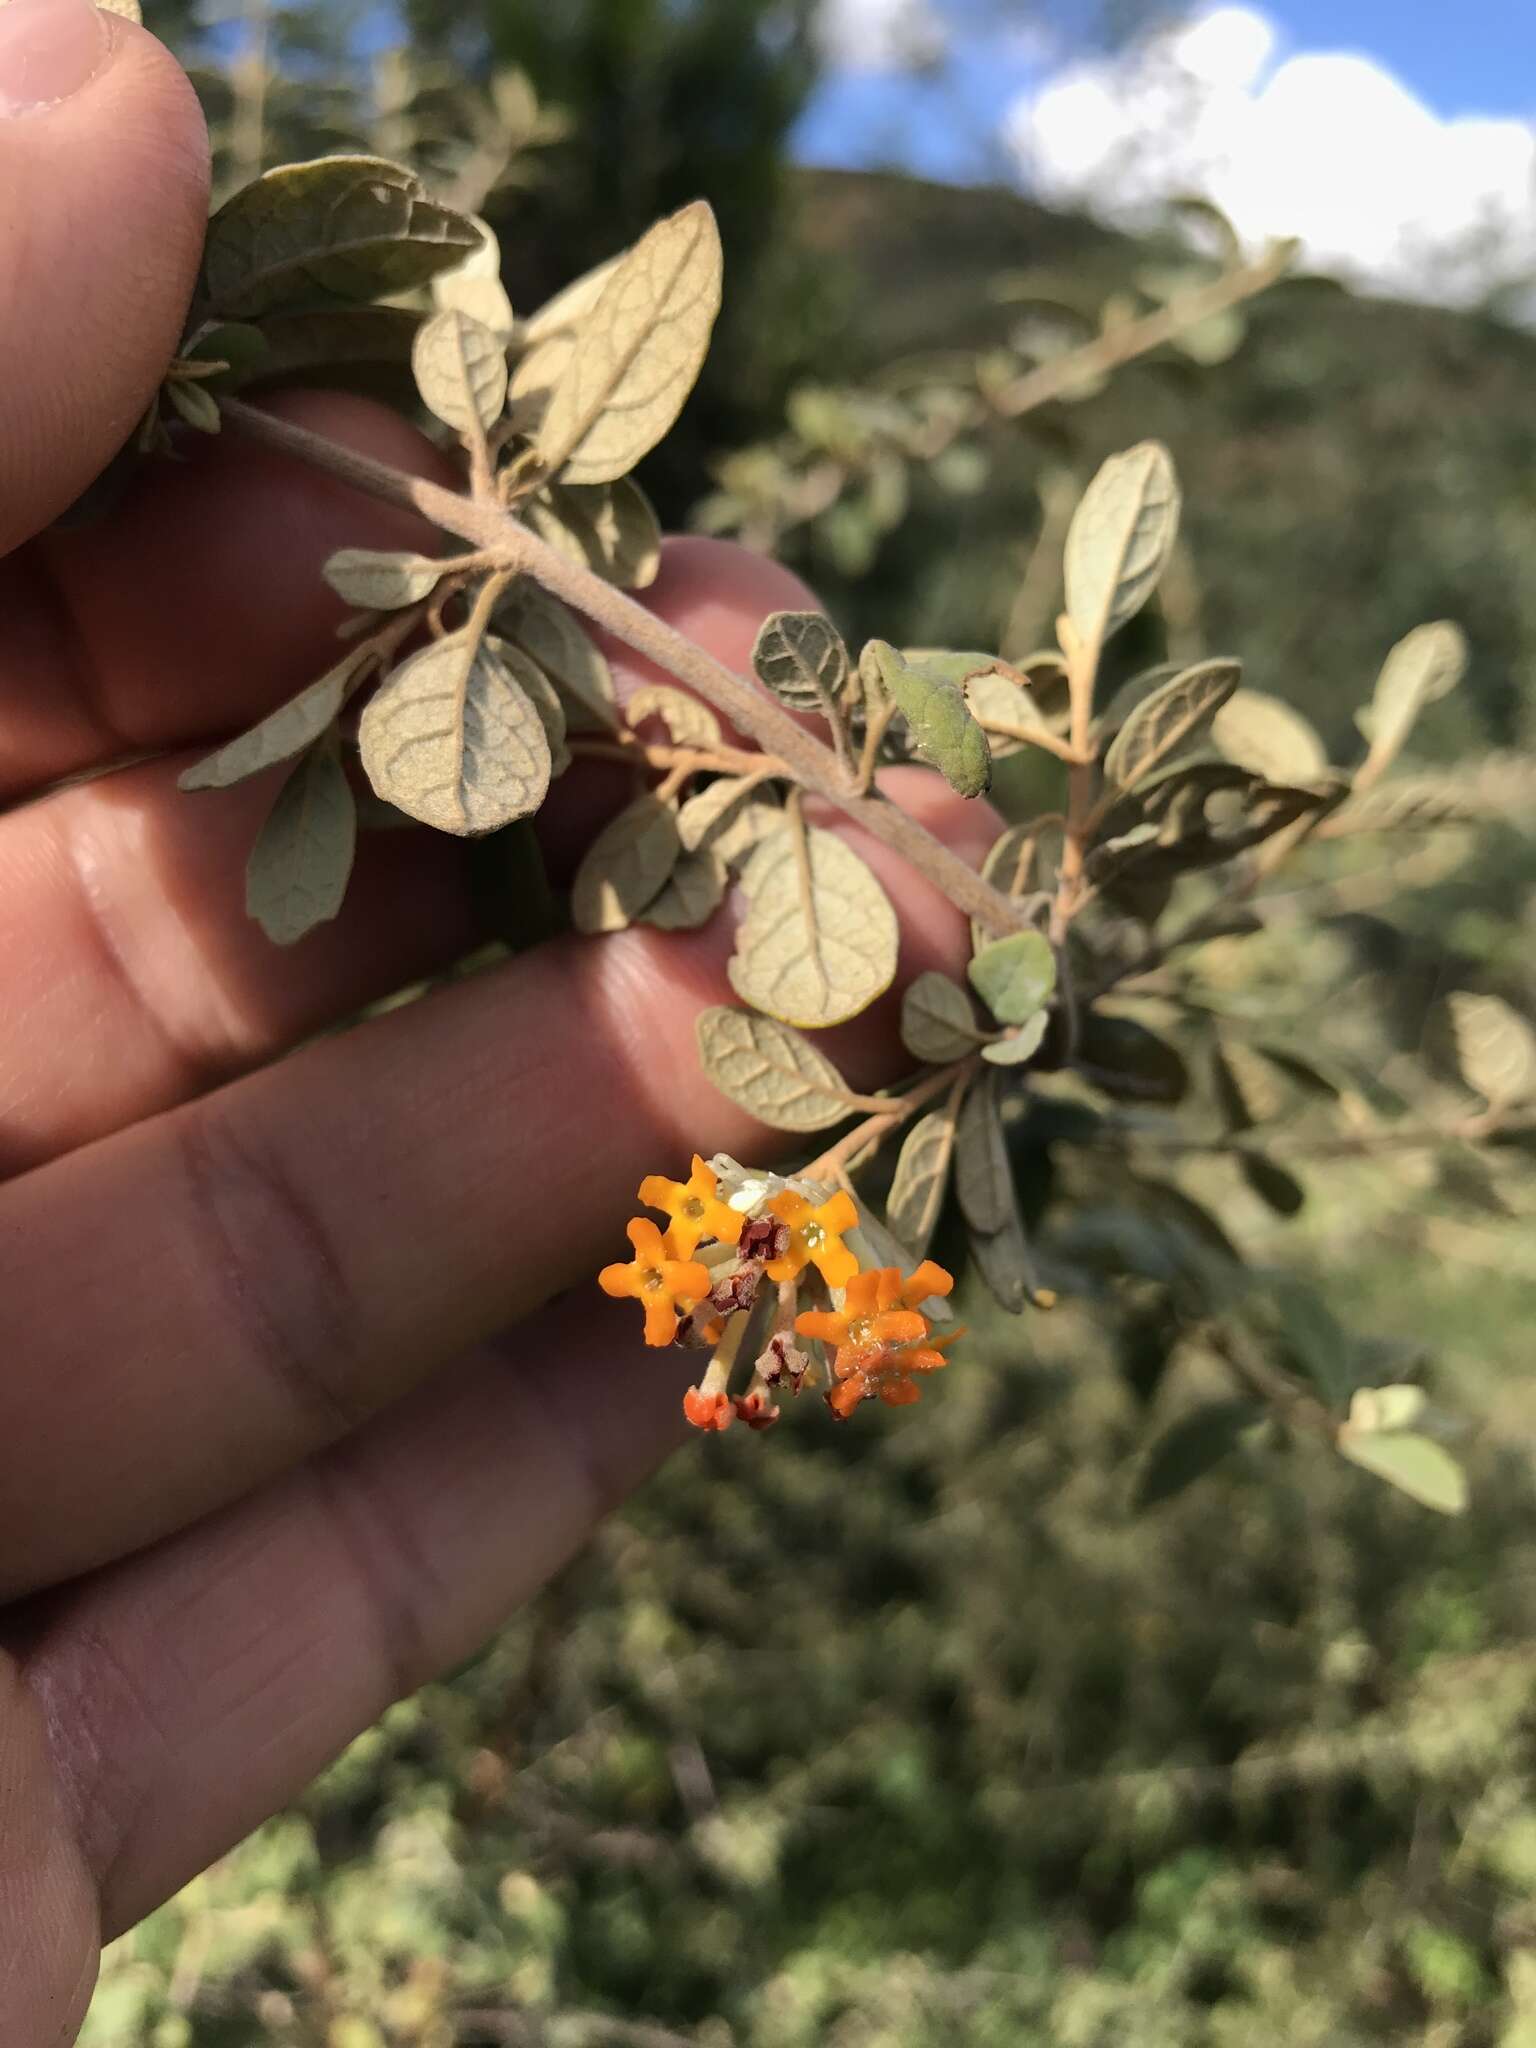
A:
763,167,1536,760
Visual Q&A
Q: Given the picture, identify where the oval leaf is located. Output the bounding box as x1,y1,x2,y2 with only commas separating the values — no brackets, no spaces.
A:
1443,991,1536,1108
537,200,723,486
1064,441,1181,651
753,611,850,714
901,973,983,1063
1361,620,1468,766
955,1072,1013,1236
496,580,617,733
181,659,360,791
571,795,681,934
982,1011,1051,1067
201,157,480,319
412,306,509,436
968,932,1057,1027
695,1007,857,1133
627,684,722,751
524,478,661,590
728,823,899,1029
1136,1399,1263,1510
323,549,446,612
358,630,552,836
1238,1148,1306,1217
887,1107,959,1257
1102,659,1241,791
1213,690,1329,788
1337,1428,1468,1516
246,741,357,945
642,849,727,932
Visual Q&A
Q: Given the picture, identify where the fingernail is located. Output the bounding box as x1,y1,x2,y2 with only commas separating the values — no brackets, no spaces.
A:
0,0,108,117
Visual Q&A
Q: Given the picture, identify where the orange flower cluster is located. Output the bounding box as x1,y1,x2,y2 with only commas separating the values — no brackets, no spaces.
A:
598,1155,960,1436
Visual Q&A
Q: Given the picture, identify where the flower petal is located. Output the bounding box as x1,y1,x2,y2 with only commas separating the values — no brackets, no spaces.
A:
598,1262,638,1300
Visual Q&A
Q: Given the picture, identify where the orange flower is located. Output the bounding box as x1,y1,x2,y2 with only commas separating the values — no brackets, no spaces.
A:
797,1262,960,1421
637,1155,742,1258
599,1218,711,1347
766,1188,861,1290
683,1386,733,1431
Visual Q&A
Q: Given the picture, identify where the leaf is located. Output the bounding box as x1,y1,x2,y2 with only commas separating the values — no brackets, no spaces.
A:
1443,991,1536,1108
524,479,661,589
967,1208,1034,1314
641,849,727,932
1211,1040,1284,1130
1238,1148,1306,1217
887,1107,958,1256
166,379,221,434
1360,620,1468,764
246,740,357,945
180,659,362,790
431,216,515,341
677,776,772,855
1212,690,1329,787
571,795,682,934
95,0,142,17
968,932,1057,1026
728,822,899,1029
323,549,445,612
537,200,723,486
962,668,1043,753
1338,1428,1468,1516
220,305,421,393
411,307,508,437
752,611,851,716
1064,441,1181,651
490,638,570,777
1102,659,1241,790
695,1007,857,1132
627,685,722,750
357,631,552,836
1136,1399,1263,1510
955,1072,1012,1235
1348,1384,1427,1433
860,641,992,799
1326,780,1481,834
200,157,479,319
1078,1014,1189,1103
495,580,617,732
982,1012,1051,1067
509,255,624,412
901,973,983,1063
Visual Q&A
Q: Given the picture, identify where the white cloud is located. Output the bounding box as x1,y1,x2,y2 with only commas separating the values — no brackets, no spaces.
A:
818,0,948,74
1003,5,1536,306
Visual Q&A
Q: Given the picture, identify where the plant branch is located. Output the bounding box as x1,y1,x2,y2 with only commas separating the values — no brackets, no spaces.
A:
222,399,1031,937
809,1058,976,1182
990,240,1297,422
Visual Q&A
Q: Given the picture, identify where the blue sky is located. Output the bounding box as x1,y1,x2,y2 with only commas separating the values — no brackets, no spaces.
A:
795,0,1536,180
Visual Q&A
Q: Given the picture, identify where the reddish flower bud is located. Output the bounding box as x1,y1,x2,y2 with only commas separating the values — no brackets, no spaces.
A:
732,1391,780,1431
683,1387,733,1432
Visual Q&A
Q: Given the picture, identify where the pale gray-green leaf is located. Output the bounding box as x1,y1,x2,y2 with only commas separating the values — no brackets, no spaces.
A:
495,580,617,731
1064,441,1181,651
729,823,899,1029
538,200,723,485
1444,991,1536,1108
1361,620,1468,766
981,1011,1050,1067
489,637,570,777
509,255,624,413
627,684,722,750
1213,690,1329,787
901,972,983,1064
1348,1385,1427,1434
955,1071,1013,1235
887,1107,958,1258
412,306,508,437
1102,659,1241,790
752,611,850,715
181,659,360,791
357,631,552,835
1337,1427,1468,1515
323,549,445,612
431,217,514,340
641,849,727,931
968,932,1057,1026
695,1007,857,1132
201,157,479,319
571,795,681,934
524,478,661,589
246,741,357,945
677,776,768,855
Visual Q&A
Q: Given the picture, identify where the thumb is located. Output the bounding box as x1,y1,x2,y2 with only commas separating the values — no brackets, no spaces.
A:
0,0,210,552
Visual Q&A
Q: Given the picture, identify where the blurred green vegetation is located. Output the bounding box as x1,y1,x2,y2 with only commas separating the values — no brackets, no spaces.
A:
92,8,1536,2042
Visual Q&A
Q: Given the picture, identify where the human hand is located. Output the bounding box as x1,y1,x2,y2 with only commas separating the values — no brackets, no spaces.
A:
0,8,993,2037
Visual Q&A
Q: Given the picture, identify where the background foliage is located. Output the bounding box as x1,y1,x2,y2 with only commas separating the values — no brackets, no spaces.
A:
90,3,1536,2041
